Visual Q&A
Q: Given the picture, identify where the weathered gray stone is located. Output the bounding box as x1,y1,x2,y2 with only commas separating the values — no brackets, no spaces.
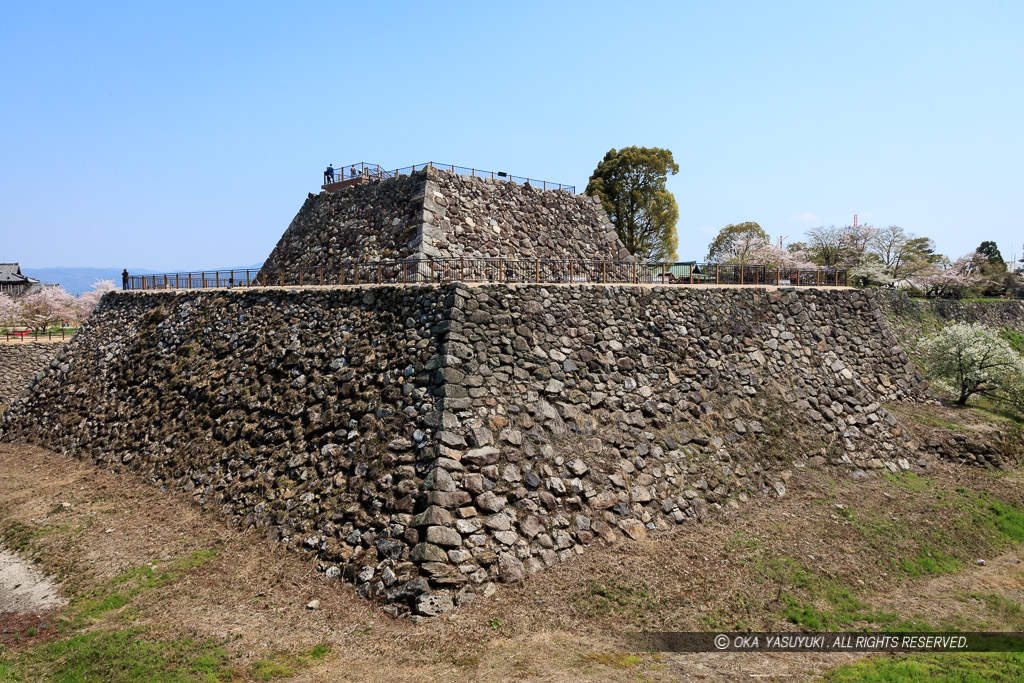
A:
412,506,453,527
410,543,449,563
497,552,526,582
464,446,500,466
414,592,454,616
519,515,545,539
476,491,507,513
425,526,463,547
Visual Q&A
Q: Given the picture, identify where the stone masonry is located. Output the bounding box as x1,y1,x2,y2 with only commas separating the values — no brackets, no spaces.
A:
420,168,631,261
877,291,1024,332
261,167,631,282
2,284,932,617
0,343,58,408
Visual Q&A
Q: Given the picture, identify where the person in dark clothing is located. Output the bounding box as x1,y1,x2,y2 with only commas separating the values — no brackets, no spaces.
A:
122,269,129,290
325,164,335,184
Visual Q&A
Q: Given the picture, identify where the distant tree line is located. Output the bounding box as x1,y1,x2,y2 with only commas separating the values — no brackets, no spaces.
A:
585,147,1020,298
703,221,1020,299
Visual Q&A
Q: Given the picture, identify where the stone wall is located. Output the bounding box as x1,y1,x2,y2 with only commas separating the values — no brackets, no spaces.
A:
1,285,932,617
262,172,428,273
421,169,631,261
876,291,1024,359
261,167,631,281
0,344,58,408
878,291,1024,330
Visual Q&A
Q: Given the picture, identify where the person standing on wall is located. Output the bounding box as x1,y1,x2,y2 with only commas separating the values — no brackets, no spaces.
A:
122,269,129,290
325,164,335,184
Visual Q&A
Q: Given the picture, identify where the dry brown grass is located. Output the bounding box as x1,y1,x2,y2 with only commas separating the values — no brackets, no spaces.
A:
2,439,1024,681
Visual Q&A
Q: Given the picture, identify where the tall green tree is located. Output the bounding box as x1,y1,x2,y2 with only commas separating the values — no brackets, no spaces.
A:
705,222,769,263
585,147,679,260
977,241,1005,265
970,242,1009,296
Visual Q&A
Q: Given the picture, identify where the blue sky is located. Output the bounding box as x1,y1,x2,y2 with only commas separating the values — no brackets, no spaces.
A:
1,0,1021,271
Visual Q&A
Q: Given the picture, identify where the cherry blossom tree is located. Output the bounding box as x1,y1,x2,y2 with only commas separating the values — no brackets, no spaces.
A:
759,242,816,270
913,253,981,299
76,279,117,319
728,236,816,269
706,223,769,263
21,286,78,329
804,224,879,268
0,293,23,329
849,259,895,287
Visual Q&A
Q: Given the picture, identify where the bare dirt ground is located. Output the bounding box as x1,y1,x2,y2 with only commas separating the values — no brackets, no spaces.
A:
0,547,63,615
1,441,1023,681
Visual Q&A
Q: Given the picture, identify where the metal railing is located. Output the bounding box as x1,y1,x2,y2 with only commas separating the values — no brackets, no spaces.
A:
126,261,848,291
322,161,576,193
1,328,78,342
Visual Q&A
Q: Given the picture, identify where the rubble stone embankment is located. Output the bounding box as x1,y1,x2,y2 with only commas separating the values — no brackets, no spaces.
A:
2,285,931,616
0,343,57,408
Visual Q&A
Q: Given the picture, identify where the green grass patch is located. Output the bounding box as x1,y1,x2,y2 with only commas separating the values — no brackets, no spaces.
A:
578,581,655,619
752,480,1024,631
64,549,219,630
0,628,231,682
0,521,37,553
77,593,131,621
824,652,1024,682
581,652,643,669
968,398,1024,427
764,557,901,631
897,546,962,578
975,498,1024,543
251,644,331,681
1002,329,1024,354
971,592,1023,621
846,482,1024,581
882,471,933,492
904,411,967,432
0,519,86,555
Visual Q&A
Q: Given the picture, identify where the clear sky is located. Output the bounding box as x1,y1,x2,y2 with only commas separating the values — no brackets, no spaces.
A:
2,0,1022,271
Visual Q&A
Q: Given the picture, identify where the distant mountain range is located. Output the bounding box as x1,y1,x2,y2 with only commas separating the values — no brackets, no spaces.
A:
22,265,263,295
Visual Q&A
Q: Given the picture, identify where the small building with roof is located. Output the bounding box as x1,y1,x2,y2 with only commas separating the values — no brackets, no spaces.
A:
0,263,42,295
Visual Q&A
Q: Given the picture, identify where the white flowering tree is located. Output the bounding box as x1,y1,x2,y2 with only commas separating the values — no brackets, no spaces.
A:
21,286,78,330
804,224,879,268
912,253,981,299
76,279,117,319
727,236,816,270
919,323,1024,407
0,293,23,329
849,259,895,287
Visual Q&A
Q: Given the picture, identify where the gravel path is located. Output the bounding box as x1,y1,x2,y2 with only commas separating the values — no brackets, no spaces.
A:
0,546,63,615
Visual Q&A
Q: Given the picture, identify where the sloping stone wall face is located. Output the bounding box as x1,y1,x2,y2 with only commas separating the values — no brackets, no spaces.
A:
261,168,632,282
420,170,631,261
2,285,931,617
262,172,428,273
877,291,1024,331
0,344,57,408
